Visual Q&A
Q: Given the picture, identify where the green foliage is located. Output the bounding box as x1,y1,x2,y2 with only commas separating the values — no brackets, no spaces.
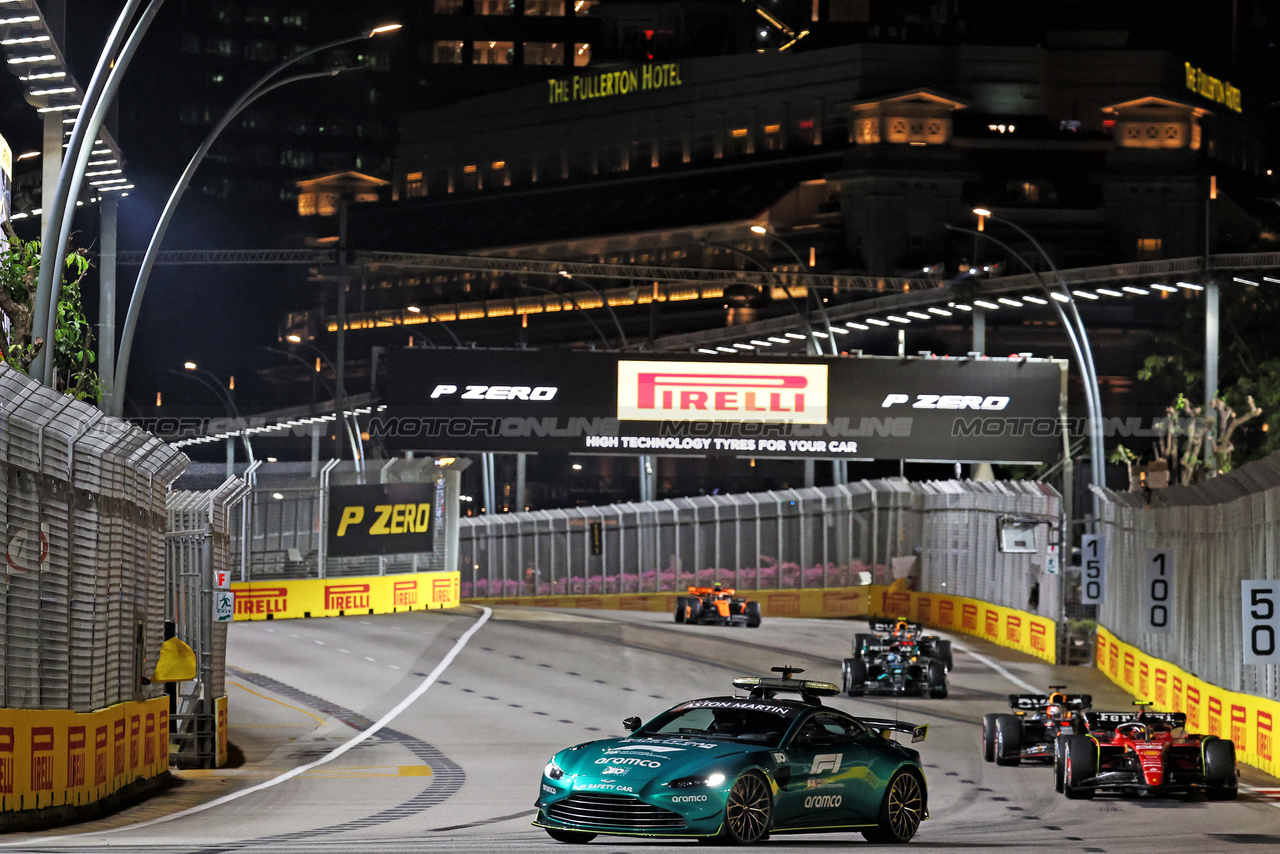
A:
0,227,102,401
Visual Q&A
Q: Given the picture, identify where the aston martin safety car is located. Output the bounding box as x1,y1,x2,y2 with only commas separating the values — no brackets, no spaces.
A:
982,686,1091,766
853,619,954,672
673,583,762,628
842,621,948,698
1054,702,1237,800
534,667,929,844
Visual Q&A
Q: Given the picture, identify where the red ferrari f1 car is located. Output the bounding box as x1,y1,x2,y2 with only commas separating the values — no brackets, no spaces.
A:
1055,703,1237,800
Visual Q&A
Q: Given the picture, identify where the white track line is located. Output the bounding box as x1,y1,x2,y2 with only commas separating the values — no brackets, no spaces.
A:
2,606,493,845
952,642,1040,693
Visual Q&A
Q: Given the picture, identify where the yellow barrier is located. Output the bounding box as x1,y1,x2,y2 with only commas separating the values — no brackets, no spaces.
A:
0,697,169,814
464,584,1056,662
232,571,461,621
1096,626,1280,777
868,586,1058,664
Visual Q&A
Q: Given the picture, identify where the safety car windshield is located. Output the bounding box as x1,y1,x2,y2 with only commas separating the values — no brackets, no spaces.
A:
634,699,799,746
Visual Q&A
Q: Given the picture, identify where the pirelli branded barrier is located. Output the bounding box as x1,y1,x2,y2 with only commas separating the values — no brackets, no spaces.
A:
465,586,874,619
464,583,1056,663
0,697,169,815
868,587,1057,664
1096,626,1280,777
231,571,461,621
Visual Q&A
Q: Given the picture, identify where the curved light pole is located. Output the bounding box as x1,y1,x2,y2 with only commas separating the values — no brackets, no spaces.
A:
966,208,1106,525
264,346,362,461
555,270,628,348
702,238,824,355
749,225,838,355
370,317,437,348
174,362,255,465
278,339,364,464
32,0,163,384
109,23,402,417
404,305,463,346
520,285,613,348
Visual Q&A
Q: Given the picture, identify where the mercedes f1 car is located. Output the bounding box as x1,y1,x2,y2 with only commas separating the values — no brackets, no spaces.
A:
844,622,947,701
981,687,1091,766
853,619,953,672
674,584,762,628
1054,703,1238,800
535,666,929,844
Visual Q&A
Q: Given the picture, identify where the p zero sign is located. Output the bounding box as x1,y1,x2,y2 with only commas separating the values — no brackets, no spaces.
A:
327,483,435,557
380,349,1064,463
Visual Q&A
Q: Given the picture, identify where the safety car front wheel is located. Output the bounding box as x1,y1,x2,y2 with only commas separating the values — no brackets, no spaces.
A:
722,771,772,844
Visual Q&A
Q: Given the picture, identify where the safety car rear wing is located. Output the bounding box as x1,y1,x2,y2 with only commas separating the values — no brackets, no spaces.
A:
1008,693,1092,711
859,717,929,743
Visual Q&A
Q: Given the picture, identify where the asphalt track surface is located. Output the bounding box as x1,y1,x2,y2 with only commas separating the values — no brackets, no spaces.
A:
5,604,1280,852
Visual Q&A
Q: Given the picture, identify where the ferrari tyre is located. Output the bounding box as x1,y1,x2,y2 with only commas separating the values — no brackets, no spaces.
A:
993,714,1022,766
981,713,999,762
674,597,690,623
1203,737,1238,800
1063,736,1097,799
927,660,948,699
546,828,598,843
722,771,771,844
934,639,954,672
744,600,762,628
843,657,866,696
862,769,926,844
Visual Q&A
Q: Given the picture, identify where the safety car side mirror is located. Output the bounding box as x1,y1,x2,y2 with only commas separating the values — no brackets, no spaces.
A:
623,716,642,732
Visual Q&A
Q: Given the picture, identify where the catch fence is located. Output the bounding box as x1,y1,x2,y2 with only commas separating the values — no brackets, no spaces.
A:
459,479,1062,620
0,364,188,712
1097,454,1280,702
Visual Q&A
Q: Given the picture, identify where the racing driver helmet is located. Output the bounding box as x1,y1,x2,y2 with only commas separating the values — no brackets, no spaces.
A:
1046,691,1067,722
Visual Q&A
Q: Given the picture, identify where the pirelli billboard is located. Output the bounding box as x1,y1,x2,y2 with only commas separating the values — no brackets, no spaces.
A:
379,350,1066,464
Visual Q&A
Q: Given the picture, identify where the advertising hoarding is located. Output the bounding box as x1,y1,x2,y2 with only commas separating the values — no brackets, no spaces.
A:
326,482,436,557
379,349,1064,463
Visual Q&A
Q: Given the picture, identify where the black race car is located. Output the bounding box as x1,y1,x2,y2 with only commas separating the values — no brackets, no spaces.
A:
853,619,953,672
981,687,1091,766
1054,704,1238,800
841,632,947,699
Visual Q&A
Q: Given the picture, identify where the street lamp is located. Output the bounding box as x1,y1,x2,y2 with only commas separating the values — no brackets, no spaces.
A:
520,285,613,348
263,346,362,464
108,23,403,418
404,305,463,346
276,339,365,466
556,270,629,348
174,361,255,471
963,208,1106,524
750,224,837,354
702,238,826,355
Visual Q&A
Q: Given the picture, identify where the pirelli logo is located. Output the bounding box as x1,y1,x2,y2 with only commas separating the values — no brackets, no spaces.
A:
1138,661,1149,695
616,361,828,424
1231,704,1247,748
394,579,419,606
1259,711,1273,762
325,584,371,610
1005,615,1021,644
1207,696,1223,737
236,587,288,616
1029,621,1047,653
67,726,86,788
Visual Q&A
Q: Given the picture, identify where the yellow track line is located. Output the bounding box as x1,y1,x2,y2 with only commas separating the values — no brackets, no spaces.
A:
229,680,328,725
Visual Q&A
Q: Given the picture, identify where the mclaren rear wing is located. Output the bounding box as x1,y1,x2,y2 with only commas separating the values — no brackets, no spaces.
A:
860,717,928,743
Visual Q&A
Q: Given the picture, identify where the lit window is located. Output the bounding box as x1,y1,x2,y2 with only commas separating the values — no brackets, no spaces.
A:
473,41,514,64
574,43,591,66
433,0,464,11
524,0,565,14
477,0,514,14
433,40,463,64
463,164,478,173
525,42,564,65
731,128,748,138
1136,238,1163,259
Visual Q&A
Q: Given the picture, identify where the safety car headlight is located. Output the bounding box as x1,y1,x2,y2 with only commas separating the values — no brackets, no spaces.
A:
669,772,726,789
544,759,565,780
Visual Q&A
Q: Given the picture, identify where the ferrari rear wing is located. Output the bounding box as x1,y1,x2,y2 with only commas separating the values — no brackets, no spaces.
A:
1085,710,1186,730
859,717,928,743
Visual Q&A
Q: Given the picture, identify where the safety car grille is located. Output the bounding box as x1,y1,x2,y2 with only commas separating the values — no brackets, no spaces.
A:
549,793,688,829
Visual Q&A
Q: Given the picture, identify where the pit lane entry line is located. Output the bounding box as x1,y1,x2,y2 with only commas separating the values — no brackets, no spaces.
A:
951,642,1040,693
0,606,494,846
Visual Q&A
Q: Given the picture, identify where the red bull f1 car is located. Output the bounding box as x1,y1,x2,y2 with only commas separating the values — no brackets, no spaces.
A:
674,585,762,628
982,687,1091,766
1055,703,1237,800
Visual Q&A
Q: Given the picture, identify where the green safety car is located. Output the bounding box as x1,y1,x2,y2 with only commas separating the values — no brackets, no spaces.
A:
533,667,929,845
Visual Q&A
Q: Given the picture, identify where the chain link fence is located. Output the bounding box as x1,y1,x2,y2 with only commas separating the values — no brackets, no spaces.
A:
166,478,250,767
1097,454,1280,702
0,364,188,712
460,479,1061,621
